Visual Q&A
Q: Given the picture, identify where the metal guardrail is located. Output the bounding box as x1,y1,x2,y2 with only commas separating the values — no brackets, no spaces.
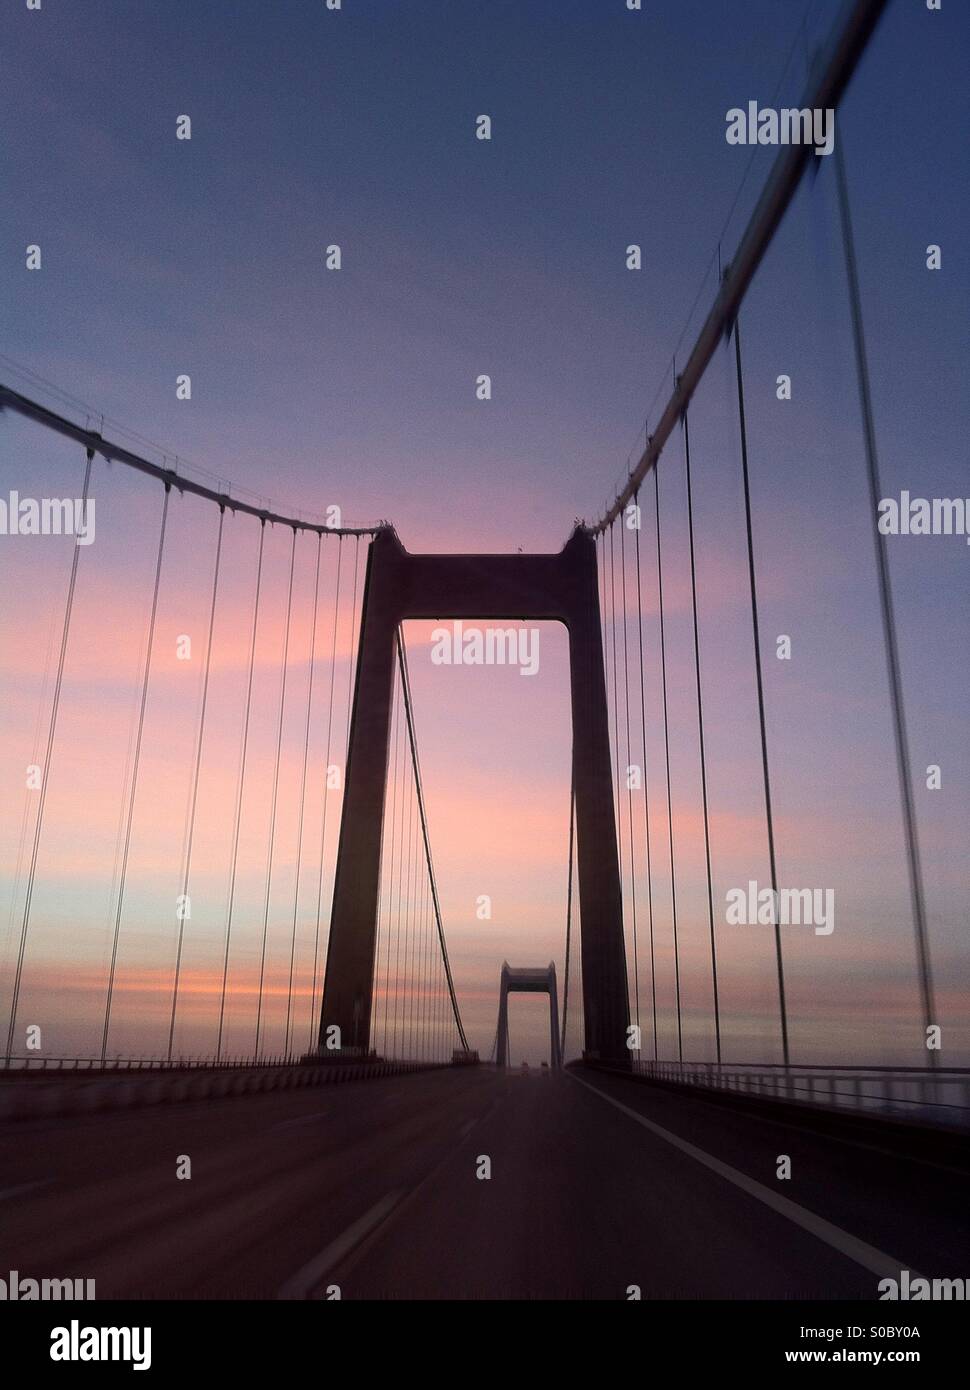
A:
0,1054,305,1074
0,1052,440,1075
633,1060,970,1129
0,1056,454,1121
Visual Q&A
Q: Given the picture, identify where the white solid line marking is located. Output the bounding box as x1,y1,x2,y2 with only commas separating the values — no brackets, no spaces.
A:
277,1191,403,1299
568,1072,916,1281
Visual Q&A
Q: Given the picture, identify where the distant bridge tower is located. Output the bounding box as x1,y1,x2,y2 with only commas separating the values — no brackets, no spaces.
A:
496,962,562,1069
319,525,629,1064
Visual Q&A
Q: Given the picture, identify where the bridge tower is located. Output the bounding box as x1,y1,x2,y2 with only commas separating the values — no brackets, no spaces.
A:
319,526,629,1064
495,962,562,1069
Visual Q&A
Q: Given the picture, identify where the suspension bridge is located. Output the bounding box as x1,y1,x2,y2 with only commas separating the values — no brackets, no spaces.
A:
1,0,967,1300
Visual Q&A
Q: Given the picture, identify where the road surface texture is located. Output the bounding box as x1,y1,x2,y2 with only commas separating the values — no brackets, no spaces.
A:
1,1065,967,1300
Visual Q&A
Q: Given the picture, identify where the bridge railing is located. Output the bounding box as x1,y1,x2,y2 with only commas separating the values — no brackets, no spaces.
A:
0,1056,458,1122
2,1046,477,1075
631,1060,970,1131
0,1053,306,1073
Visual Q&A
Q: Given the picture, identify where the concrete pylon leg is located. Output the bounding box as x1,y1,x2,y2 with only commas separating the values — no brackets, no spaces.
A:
317,540,397,1055
496,963,510,1068
567,535,630,1064
548,964,562,1070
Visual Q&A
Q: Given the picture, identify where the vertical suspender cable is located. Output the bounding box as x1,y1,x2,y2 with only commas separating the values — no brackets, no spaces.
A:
373,796,386,1053
427,841,436,1057
416,846,425,1059
634,511,658,1060
733,318,790,1067
655,465,683,1062
308,537,344,1048
417,784,426,1058
403,741,415,1055
392,673,406,1055
412,756,421,1056
4,605,57,969
396,670,407,1057
609,526,623,858
439,911,448,1058
620,519,640,1040
432,927,439,1061
5,450,93,1065
381,676,401,1056
411,763,421,1055
834,144,936,1061
428,861,433,1056
683,411,722,1063
419,819,430,1059
101,483,171,1066
597,531,606,677
600,532,612,793
425,855,433,1059
284,532,322,1057
344,537,361,761
396,630,468,1050
372,682,393,1056
217,520,265,1060
167,504,225,1061
254,526,297,1058
398,676,408,1057
439,938,446,1060
316,532,362,1050
431,888,440,1061
560,771,575,1057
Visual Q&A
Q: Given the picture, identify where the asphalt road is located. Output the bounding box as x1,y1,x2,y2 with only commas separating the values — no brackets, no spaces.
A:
1,1065,967,1300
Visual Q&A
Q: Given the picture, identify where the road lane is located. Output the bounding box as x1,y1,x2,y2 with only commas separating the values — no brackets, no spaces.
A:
0,1065,966,1299
331,1069,875,1299
0,1067,498,1297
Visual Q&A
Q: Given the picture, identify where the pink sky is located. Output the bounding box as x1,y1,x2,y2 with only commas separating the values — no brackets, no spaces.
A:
1,452,965,1068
